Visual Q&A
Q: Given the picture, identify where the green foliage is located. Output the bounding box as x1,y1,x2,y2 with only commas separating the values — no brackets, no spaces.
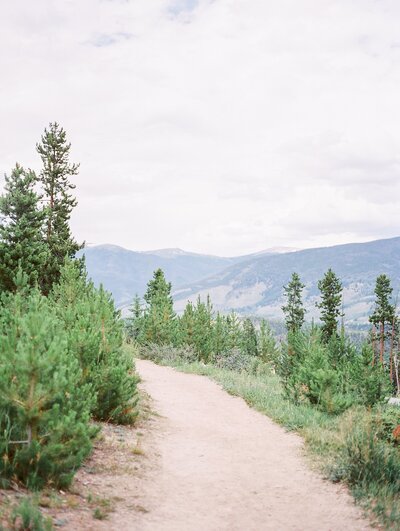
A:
212,312,230,356
0,289,93,489
369,274,396,368
282,272,306,333
178,301,195,347
335,411,400,493
36,122,82,294
0,123,140,497
240,318,258,357
0,164,48,293
281,330,352,414
11,497,53,531
190,296,213,362
51,261,139,425
258,319,279,366
128,272,279,367
214,348,260,374
316,268,343,342
141,269,176,345
369,274,395,333
280,329,390,415
139,343,198,365
126,295,144,342
225,312,241,351
346,344,390,407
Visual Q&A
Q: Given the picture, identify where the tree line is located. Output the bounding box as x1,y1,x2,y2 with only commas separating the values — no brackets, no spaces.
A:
126,268,278,369
130,266,400,413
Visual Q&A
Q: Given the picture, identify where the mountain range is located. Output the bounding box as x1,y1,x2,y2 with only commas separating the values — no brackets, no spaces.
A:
79,237,400,323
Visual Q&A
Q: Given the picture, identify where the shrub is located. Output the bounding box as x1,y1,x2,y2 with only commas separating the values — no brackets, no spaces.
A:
139,343,198,365
336,413,400,492
11,497,53,531
51,262,139,425
346,344,391,407
281,330,353,414
215,348,260,374
0,290,93,489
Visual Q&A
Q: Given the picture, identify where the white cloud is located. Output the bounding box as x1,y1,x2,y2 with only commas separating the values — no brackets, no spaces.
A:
1,0,400,255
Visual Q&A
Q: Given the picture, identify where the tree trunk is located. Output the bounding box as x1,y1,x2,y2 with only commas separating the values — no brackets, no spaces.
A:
372,325,376,366
390,316,395,381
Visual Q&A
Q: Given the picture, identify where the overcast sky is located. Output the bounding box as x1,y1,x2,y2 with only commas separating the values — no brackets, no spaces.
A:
1,0,400,256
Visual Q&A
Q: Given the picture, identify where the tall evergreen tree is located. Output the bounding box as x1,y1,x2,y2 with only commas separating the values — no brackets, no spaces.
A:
282,272,306,334
126,294,144,342
316,268,343,342
143,268,176,344
226,311,241,350
240,318,258,356
36,122,81,293
191,295,213,361
212,312,229,356
0,164,48,292
258,319,279,365
369,274,395,367
180,301,195,347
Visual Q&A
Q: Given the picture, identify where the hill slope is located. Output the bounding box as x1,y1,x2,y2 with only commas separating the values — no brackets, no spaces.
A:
78,245,240,308
173,237,400,323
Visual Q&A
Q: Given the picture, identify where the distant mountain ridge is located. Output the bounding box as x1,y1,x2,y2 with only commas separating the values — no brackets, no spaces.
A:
80,237,400,323
77,245,240,308
173,237,400,323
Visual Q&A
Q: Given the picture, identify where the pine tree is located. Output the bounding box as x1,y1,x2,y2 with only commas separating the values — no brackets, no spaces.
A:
212,312,229,356
258,319,279,365
369,274,395,367
282,272,306,334
240,318,258,356
51,260,139,424
36,122,81,293
0,288,93,489
126,294,144,342
316,269,343,342
226,311,241,350
142,268,176,345
180,301,195,347
191,295,213,361
0,164,48,292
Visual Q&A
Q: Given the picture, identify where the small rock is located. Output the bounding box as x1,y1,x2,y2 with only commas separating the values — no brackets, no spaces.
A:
54,518,68,527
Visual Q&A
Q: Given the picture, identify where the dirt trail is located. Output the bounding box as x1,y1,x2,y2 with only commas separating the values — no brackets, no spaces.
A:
125,360,371,531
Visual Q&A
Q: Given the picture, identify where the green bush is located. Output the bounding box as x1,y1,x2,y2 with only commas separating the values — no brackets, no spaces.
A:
336,413,400,492
280,331,353,414
51,262,139,425
214,348,260,374
0,290,93,489
139,343,198,365
11,497,53,531
346,344,391,407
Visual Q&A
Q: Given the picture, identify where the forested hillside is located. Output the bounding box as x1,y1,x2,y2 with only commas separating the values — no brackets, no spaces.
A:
174,237,400,323
81,237,400,324
77,245,240,308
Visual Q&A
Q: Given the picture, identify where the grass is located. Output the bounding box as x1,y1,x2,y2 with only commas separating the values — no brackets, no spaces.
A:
151,358,399,529
131,439,145,456
10,497,53,531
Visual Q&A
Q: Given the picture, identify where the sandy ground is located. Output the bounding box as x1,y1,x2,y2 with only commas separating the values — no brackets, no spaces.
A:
124,360,372,531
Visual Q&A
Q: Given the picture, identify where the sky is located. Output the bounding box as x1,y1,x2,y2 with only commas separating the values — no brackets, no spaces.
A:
1,0,400,256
